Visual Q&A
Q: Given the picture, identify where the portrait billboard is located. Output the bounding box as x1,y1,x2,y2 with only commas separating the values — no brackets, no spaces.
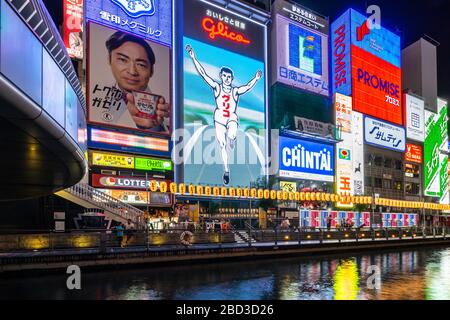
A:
85,0,172,46
352,111,364,195
405,94,425,142
178,0,267,187
88,22,171,135
274,13,329,96
279,136,334,182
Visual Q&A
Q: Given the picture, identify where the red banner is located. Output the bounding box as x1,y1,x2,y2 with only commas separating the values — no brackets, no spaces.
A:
63,0,83,60
404,143,423,164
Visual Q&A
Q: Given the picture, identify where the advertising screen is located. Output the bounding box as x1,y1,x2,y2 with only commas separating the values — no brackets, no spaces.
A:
331,10,352,97
352,112,364,196
404,144,423,164
279,136,334,182
87,126,170,157
85,0,172,46
335,94,353,208
405,94,425,142
275,13,329,96
88,22,171,135
352,45,402,125
364,116,406,152
179,0,267,187
63,0,83,59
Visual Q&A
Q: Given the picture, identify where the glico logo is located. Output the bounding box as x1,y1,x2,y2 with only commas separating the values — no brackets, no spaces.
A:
110,0,156,18
282,144,332,172
201,17,251,45
357,68,400,105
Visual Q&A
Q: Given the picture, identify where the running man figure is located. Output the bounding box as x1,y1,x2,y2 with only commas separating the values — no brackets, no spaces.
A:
186,44,262,185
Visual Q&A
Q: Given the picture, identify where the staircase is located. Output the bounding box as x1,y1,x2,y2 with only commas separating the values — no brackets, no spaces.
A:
55,183,145,229
233,230,257,244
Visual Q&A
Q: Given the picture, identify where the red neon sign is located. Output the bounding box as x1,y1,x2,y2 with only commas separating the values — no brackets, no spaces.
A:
356,20,370,41
201,17,251,45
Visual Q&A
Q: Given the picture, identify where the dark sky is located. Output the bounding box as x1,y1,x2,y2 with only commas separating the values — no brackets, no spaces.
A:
44,0,450,100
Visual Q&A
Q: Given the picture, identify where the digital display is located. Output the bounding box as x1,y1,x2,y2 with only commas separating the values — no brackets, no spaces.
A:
85,0,172,46
63,0,83,59
179,0,267,187
278,136,334,182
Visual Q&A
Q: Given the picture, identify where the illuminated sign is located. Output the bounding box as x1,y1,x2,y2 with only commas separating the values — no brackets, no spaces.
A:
279,136,334,182
364,116,406,152
280,181,297,193
405,144,423,164
179,0,267,188
335,94,353,208
85,0,171,46
405,94,425,142
135,157,172,171
352,46,402,125
92,174,168,190
97,188,172,205
87,126,170,157
63,0,83,59
331,9,402,125
294,116,334,138
273,1,329,96
91,151,134,168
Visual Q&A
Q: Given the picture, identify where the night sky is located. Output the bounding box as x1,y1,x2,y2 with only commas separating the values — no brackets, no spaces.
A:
44,0,450,100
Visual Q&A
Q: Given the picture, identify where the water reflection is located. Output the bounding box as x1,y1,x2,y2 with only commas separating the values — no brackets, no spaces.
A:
1,246,450,300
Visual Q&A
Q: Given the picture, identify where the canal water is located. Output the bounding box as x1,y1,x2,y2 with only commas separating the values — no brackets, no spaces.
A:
1,246,450,300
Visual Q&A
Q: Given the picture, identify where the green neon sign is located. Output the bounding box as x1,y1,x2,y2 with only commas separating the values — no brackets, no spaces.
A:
135,157,173,171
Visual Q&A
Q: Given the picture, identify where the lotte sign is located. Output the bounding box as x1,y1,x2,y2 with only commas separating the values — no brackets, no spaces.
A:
404,144,423,164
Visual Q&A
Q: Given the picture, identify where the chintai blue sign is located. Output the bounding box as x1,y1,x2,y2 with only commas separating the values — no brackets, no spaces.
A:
279,136,335,182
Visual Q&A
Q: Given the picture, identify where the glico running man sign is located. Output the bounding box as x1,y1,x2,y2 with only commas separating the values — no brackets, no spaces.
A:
176,0,267,188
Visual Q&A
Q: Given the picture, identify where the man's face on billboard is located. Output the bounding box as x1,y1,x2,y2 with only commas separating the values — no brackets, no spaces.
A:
220,71,233,86
110,41,152,92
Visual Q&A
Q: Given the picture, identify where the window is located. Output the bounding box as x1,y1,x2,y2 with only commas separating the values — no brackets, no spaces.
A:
365,176,372,187
374,178,382,188
374,156,383,167
395,160,403,171
394,181,403,191
384,158,393,168
405,183,420,195
383,179,392,189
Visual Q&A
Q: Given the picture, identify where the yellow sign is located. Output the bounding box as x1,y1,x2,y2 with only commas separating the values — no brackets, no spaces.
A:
280,181,297,193
91,152,134,169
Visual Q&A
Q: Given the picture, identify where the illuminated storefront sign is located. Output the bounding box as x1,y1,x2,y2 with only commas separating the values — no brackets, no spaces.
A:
97,188,172,205
405,94,425,142
87,126,170,157
331,8,402,125
405,144,423,164
335,94,353,208
364,116,406,152
273,0,329,96
179,0,267,188
92,174,169,190
352,112,364,195
91,151,134,169
135,157,172,171
63,0,83,59
294,117,334,138
280,181,297,193
279,136,334,182
85,0,171,46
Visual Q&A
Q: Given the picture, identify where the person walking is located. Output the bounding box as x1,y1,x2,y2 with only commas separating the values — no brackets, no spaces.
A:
115,223,125,248
327,214,332,231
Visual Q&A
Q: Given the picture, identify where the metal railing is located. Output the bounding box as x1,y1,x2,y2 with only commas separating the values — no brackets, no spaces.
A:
66,183,145,229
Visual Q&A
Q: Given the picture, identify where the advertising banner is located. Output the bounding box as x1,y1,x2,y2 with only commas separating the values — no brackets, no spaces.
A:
97,189,172,205
180,0,267,187
134,157,172,171
279,136,334,182
63,0,83,59
274,13,329,96
294,116,334,138
405,94,425,142
439,98,449,204
352,112,364,195
331,10,352,97
280,181,297,193
352,45,402,125
404,144,423,164
88,22,171,134
91,151,134,168
364,116,406,152
85,0,172,46
335,93,353,208
87,126,170,157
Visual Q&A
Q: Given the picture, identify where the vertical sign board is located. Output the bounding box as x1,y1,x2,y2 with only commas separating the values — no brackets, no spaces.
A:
179,0,267,187
272,0,329,96
335,93,353,208
331,9,352,97
405,94,425,142
439,99,449,204
64,0,84,59
352,111,364,196
86,0,173,137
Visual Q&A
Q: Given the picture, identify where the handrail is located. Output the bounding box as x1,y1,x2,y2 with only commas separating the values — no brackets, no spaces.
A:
65,183,145,228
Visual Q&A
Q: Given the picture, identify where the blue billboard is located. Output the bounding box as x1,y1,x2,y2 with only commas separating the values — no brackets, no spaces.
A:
331,9,351,97
85,0,172,46
279,136,335,182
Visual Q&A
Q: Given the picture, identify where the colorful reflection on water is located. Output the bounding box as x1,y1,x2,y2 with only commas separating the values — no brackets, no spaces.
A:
1,246,450,300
